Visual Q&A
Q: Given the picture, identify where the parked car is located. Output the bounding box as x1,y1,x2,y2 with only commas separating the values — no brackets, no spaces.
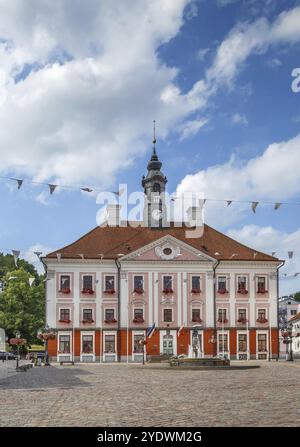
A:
0,351,16,360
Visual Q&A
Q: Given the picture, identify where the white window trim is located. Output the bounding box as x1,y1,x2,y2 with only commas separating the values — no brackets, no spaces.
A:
236,330,249,360
59,306,72,322
237,307,248,321
80,331,95,362
217,330,230,358
103,331,117,362
104,274,116,292
256,330,269,360
236,275,248,290
82,274,94,291
132,330,146,361
162,274,174,291
159,330,177,355
104,307,117,321
58,273,71,291
162,306,173,323
82,307,94,322
57,330,72,358
217,274,229,292
190,275,201,289
133,305,145,320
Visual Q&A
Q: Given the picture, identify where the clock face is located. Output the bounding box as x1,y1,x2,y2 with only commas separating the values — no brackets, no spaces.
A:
152,209,162,221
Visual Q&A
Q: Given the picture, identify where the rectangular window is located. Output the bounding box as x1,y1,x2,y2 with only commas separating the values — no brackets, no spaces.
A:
82,335,93,354
83,309,93,321
291,310,297,316
105,276,115,292
59,308,70,322
133,308,144,322
257,309,266,321
105,308,115,322
192,308,201,322
163,308,173,322
133,334,144,353
105,335,115,353
217,276,227,293
238,334,247,352
218,334,228,352
59,335,70,353
82,275,93,292
237,309,247,322
257,276,266,293
218,308,227,322
192,276,200,291
258,334,267,352
60,275,70,291
163,276,173,292
237,276,247,293
134,276,144,292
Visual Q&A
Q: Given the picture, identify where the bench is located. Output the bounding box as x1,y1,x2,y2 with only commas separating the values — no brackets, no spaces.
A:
60,360,74,366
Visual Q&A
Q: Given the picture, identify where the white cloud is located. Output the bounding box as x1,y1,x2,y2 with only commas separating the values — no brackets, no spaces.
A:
24,243,54,273
232,113,248,125
178,117,208,140
176,133,300,226
227,225,300,296
196,47,210,61
0,0,209,187
1,2,300,189
267,57,282,68
206,6,300,87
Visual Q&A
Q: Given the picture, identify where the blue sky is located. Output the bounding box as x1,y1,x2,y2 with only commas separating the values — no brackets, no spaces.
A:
0,0,299,294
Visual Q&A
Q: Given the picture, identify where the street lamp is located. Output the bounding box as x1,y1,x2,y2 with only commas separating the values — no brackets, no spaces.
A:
9,332,26,370
37,326,56,366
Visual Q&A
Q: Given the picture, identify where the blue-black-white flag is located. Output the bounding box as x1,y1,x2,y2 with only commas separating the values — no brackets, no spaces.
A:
146,323,155,338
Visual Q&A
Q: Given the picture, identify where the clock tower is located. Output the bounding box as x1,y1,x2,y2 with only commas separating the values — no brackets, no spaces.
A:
142,121,168,228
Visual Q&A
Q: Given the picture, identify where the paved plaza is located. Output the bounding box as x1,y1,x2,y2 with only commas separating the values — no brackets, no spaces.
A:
0,360,299,427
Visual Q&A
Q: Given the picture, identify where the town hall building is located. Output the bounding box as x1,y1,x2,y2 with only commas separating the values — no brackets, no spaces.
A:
44,142,281,362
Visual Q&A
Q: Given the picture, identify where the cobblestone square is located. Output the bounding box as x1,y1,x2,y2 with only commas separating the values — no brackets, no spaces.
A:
0,361,300,427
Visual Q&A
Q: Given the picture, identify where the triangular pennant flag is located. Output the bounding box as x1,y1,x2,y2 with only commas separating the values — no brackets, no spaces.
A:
226,200,232,207
81,188,93,193
78,254,84,259
29,277,35,287
294,273,299,277
10,178,23,189
48,184,57,195
56,253,61,262
251,202,259,213
34,251,42,260
11,250,20,267
288,251,294,259
274,202,282,210
271,252,276,256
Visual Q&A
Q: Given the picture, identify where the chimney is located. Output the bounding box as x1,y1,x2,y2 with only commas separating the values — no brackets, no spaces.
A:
106,204,121,227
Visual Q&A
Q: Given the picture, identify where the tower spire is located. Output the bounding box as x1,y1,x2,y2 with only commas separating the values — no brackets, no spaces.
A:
152,119,157,155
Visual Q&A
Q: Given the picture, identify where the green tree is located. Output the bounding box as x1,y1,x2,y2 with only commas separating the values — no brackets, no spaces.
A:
294,291,300,302
0,268,45,345
0,253,41,283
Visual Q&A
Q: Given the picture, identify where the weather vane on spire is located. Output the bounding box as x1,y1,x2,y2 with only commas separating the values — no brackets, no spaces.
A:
153,119,156,149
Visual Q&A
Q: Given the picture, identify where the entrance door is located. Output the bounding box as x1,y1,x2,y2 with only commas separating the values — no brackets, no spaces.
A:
163,335,173,355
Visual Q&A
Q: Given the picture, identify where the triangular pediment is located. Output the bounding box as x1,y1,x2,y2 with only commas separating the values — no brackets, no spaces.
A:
120,235,216,262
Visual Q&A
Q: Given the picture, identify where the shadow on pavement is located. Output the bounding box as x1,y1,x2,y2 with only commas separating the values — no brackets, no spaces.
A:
0,366,92,390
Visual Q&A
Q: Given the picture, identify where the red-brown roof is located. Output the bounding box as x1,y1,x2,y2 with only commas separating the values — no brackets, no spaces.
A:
44,222,280,262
